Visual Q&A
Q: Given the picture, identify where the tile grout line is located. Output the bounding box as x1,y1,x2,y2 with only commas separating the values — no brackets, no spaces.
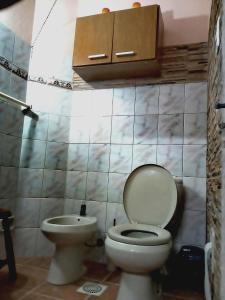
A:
17,280,48,300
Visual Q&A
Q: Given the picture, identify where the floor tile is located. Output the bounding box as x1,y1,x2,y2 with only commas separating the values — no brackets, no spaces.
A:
27,257,51,270
35,279,87,300
20,292,60,300
15,257,34,266
104,269,121,284
0,258,204,300
163,288,204,300
84,261,110,281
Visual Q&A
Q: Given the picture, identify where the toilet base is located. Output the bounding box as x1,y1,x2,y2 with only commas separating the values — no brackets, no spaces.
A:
117,272,159,300
48,245,85,285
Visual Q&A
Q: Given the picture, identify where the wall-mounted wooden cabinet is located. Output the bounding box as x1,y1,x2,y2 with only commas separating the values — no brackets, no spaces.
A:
73,5,163,81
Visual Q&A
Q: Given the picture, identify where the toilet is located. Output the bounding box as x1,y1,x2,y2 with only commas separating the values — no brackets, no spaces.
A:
105,164,182,300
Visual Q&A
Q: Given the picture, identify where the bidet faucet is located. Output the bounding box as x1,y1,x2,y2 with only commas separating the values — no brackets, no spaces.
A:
80,204,86,216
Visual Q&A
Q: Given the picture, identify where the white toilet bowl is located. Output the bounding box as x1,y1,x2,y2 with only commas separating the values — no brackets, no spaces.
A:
41,214,96,285
105,164,183,300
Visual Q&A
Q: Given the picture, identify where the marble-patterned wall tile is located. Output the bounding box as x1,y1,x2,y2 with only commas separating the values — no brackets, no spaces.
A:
45,142,68,170
91,89,113,116
43,170,66,198
10,74,27,100
0,23,14,61
0,167,18,197
174,209,206,250
20,139,46,169
17,168,43,198
85,200,107,233
113,87,135,115
132,145,157,169
158,114,183,145
50,89,72,116
108,173,129,203
15,198,40,227
159,84,185,114
71,90,92,116
67,143,88,171
14,228,38,257
135,85,159,115
13,36,31,70
35,229,54,257
73,199,84,214
48,114,70,143
0,103,24,137
111,116,134,144
110,145,132,173
39,198,64,224
64,198,78,214
86,172,108,202
55,54,74,83
157,145,183,176
90,116,111,144
134,115,158,144
0,67,11,94
65,171,87,199
185,82,207,113
23,112,49,141
26,82,54,114
88,144,110,172
183,177,206,211
106,202,129,231
0,134,21,167
69,116,90,143
183,145,206,177
184,113,207,145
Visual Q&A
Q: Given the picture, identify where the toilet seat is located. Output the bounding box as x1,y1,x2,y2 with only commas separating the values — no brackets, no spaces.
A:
108,223,171,246
123,164,177,227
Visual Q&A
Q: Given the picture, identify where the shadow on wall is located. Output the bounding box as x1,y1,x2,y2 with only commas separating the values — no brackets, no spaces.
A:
162,11,209,46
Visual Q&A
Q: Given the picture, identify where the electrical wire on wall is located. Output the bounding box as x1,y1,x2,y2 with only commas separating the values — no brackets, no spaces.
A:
31,0,58,48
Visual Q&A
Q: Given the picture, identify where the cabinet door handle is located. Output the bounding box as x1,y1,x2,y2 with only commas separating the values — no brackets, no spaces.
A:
88,54,107,59
115,51,135,57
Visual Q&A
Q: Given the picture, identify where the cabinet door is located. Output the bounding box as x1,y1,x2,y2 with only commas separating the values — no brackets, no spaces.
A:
73,13,114,66
112,5,158,63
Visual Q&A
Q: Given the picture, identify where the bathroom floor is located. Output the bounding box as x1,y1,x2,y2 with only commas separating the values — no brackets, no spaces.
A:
0,257,204,300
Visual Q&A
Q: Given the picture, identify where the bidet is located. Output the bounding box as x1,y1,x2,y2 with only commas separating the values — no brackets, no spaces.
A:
41,215,96,285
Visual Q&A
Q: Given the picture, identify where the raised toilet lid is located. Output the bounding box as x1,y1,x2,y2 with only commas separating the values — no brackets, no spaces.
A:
123,164,177,228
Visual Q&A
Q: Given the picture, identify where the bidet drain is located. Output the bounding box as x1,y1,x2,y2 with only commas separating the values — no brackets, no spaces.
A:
77,282,108,296
83,283,102,294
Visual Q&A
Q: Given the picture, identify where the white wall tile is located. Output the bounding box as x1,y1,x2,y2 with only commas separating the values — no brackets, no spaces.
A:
157,145,183,176
158,114,184,145
113,87,135,115
185,82,207,113
184,113,207,145
135,85,159,115
159,84,185,114
132,145,157,170
183,145,206,177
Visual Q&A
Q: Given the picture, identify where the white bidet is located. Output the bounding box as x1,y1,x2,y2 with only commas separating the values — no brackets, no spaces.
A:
41,215,96,285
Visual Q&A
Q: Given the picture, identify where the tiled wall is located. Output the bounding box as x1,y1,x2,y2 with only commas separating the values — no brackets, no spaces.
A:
0,19,208,261
14,81,207,260
0,22,31,257
0,22,31,211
